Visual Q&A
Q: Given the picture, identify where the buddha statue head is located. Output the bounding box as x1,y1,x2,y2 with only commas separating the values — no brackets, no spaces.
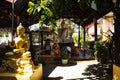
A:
17,23,25,36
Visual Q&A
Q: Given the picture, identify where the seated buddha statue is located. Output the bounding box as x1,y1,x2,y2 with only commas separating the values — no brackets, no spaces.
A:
8,23,30,58
0,23,34,73
6,23,31,58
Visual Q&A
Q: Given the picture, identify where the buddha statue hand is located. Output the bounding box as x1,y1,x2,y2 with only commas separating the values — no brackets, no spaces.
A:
22,51,31,58
13,48,25,54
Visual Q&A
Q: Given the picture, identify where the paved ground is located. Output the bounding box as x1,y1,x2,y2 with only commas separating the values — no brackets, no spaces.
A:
43,60,112,80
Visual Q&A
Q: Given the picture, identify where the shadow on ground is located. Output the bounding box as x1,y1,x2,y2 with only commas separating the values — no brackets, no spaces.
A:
43,61,112,80
67,63,113,80
84,63,112,80
43,61,77,80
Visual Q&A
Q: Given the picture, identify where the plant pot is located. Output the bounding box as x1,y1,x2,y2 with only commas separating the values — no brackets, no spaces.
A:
61,59,68,65
99,57,107,64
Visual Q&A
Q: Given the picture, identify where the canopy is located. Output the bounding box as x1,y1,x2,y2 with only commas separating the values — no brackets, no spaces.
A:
0,0,114,28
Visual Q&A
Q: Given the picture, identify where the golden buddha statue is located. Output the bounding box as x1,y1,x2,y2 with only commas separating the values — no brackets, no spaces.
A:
0,23,34,73
8,23,30,58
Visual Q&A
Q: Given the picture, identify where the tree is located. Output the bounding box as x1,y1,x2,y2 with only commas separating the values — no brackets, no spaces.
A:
27,0,75,29
27,0,56,28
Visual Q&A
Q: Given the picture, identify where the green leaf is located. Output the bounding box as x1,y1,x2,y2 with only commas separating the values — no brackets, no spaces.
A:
28,1,34,7
27,8,33,14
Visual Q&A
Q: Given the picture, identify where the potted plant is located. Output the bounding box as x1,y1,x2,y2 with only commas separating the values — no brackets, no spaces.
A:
94,41,108,63
61,48,69,65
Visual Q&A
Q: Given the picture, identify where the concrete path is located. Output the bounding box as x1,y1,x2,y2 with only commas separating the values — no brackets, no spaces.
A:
43,60,112,80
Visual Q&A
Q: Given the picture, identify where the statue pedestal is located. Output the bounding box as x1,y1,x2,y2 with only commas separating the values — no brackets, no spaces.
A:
0,64,42,80
113,64,120,80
